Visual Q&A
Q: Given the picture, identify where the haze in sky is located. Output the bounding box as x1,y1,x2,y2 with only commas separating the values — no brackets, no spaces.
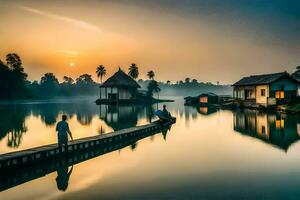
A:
0,0,299,84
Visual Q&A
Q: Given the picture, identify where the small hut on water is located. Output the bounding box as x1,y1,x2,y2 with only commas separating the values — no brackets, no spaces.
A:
98,68,141,104
184,92,219,105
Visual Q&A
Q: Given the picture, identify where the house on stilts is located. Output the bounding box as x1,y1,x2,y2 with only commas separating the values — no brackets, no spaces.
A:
97,68,141,104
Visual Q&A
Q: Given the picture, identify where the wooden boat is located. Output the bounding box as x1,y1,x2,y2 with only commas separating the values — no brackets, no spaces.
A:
155,110,175,122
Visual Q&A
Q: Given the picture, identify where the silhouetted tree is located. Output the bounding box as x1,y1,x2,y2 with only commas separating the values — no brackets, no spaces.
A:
191,79,198,84
40,73,59,96
96,65,106,83
128,63,139,79
166,80,171,85
147,70,155,80
41,73,58,86
6,53,22,70
0,60,10,98
147,80,161,99
4,53,28,98
41,73,59,86
76,74,95,85
75,74,97,95
63,76,74,84
292,66,300,81
185,77,191,84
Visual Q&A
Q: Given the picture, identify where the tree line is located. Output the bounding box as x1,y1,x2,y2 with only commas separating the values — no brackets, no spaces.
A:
3,53,297,99
0,53,100,99
0,53,162,99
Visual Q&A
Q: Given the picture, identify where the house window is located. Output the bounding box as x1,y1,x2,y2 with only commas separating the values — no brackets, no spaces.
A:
276,119,284,129
199,97,208,103
199,107,208,114
275,91,284,99
261,89,266,96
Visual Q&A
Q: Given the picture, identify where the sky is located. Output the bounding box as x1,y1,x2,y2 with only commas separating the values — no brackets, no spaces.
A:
0,0,299,84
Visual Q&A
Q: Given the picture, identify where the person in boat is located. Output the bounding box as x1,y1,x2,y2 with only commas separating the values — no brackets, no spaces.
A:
56,115,73,152
162,104,171,118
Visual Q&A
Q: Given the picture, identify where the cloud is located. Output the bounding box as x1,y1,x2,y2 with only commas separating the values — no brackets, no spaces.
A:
20,6,102,33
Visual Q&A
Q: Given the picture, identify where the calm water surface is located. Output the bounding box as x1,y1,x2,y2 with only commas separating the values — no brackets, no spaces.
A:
1,97,300,199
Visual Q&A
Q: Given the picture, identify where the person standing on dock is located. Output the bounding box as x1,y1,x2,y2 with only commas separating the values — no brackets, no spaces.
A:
56,115,73,152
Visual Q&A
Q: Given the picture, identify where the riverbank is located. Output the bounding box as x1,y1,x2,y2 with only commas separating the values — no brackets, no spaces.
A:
184,98,300,114
223,100,300,114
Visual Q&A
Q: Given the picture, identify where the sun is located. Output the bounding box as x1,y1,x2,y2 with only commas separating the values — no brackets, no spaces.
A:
70,63,75,67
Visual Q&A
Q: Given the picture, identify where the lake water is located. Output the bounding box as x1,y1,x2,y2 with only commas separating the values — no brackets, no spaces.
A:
1,97,300,199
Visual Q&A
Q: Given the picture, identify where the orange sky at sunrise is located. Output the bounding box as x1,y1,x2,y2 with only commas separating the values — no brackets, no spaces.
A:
0,0,299,84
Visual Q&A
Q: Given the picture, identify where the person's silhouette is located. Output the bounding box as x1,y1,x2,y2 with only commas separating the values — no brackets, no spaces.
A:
56,165,73,191
56,115,73,153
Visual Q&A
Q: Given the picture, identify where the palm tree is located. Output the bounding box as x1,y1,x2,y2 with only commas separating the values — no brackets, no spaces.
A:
96,65,106,83
147,70,155,80
128,63,139,79
153,81,161,100
147,80,161,99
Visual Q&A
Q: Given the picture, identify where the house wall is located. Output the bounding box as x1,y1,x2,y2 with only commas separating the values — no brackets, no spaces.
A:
118,88,132,100
233,87,245,99
269,78,298,100
256,114,269,139
269,78,298,91
255,85,269,105
100,87,133,100
233,86,255,100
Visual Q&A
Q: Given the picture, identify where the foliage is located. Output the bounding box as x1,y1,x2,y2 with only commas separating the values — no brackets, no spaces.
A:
40,73,59,86
291,66,300,81
63,76,74,84
128,63,139,79
138,79,232,96
0,54,28,99
96,65,106,83
76,74,95,85
147,80,161,98
147,70,155,80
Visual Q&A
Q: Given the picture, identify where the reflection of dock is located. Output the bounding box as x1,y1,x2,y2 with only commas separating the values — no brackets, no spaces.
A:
0,119,175,191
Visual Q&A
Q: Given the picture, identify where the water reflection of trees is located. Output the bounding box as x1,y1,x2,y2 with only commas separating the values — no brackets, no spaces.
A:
0,105,28,148
233,109,300,152
0,101,160,149
0,101,100,149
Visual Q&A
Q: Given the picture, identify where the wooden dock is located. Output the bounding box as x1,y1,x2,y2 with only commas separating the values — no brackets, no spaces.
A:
0,119,175,171
0,119,175,191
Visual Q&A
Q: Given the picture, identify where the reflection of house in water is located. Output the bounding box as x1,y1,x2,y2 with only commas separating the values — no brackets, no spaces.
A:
197,106,218,115
99,105,153,131
234,109,300,151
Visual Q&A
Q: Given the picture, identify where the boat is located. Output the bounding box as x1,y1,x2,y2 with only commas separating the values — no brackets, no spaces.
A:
155,110,175,122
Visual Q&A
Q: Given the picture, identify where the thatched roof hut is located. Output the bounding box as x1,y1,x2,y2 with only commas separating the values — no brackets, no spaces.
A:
100,69,140,89
98,68,140,104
